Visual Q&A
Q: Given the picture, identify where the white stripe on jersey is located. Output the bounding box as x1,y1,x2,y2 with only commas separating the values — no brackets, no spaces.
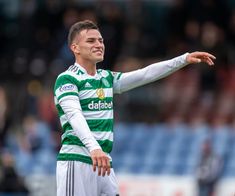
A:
92,131,113,141
83,110,113,120
60,110,113,128
60,114,68,127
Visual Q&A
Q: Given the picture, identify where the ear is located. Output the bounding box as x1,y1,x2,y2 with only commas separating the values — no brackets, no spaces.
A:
70,43,80,54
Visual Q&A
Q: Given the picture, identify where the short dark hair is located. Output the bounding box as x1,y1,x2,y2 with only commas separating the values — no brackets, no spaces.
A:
68,20,99,46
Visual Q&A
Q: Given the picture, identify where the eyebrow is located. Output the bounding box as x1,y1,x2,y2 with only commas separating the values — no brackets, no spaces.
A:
86,37,103,40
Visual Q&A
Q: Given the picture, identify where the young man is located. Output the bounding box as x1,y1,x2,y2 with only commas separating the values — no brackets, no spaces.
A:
54,20,216,196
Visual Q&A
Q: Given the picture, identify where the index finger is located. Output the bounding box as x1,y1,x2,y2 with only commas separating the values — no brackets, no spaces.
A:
197,52,216,59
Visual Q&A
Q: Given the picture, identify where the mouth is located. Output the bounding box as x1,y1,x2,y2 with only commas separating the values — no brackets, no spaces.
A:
94,50,103,55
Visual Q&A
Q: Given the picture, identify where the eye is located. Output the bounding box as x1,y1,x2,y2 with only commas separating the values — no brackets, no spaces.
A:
87,40,94,43
99,39,103,43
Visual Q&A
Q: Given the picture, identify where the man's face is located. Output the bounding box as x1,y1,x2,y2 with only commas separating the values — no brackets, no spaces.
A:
72,29,105,63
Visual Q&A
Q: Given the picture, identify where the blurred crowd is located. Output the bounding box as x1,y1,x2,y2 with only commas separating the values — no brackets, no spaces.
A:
0,0,235,194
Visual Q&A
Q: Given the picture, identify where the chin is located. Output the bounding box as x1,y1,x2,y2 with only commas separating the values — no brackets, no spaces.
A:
96,57,104,63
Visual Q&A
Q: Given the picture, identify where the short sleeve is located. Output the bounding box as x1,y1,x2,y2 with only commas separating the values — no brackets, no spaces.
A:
54,74,79,102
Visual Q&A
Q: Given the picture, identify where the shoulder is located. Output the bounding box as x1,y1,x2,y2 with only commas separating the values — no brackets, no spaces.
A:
55,71,77,85
67,64,85,76
97,69,121,78
55,65,86,82
54,69,79,92
97,69,110,77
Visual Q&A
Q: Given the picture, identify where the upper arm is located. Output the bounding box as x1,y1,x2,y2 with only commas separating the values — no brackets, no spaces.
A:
54,74,79,103
111,71,122,94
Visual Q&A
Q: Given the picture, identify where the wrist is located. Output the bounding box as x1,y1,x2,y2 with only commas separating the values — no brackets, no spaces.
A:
184,52,190,64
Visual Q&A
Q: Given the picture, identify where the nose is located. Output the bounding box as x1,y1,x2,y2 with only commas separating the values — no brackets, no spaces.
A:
95,40,103,48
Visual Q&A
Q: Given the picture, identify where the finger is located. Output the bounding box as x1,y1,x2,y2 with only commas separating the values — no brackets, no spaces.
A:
205,53,216,59
102,159,107,177
92,158,97,172
98,166,102,176
107,160,111,176
97,159,102,176
202,53,216,59
207,59,214,66
204,56,214,66
195,52,216,59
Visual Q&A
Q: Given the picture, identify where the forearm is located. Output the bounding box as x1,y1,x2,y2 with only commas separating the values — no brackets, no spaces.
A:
60,97,101,152
115,53,189,93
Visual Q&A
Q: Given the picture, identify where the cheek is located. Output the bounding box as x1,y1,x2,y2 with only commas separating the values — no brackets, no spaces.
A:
80,47,91,54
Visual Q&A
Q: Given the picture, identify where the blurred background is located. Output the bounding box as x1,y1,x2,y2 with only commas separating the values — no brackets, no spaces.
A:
0,0,235,195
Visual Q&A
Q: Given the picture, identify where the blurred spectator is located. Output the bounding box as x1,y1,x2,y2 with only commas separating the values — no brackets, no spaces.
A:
196,139,223,196
0,150,29,195
166,0,189,41
14,115,57,176
0,86,11,148
183,19,201,51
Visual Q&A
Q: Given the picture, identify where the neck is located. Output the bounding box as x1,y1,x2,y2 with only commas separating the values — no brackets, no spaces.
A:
76,59,97,76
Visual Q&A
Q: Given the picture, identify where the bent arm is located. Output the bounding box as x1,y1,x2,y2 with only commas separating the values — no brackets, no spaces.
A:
60,96,101,152
114,53,189,94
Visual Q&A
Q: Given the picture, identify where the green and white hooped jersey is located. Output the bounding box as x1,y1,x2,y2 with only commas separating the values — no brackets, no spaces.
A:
54,54,188,165
54,64,122,165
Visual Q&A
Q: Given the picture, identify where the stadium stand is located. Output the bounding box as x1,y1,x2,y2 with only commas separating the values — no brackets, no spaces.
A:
1,0,235,195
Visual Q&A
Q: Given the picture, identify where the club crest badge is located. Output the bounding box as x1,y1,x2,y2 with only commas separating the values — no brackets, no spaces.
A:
101,78,110,87
96,88,105,99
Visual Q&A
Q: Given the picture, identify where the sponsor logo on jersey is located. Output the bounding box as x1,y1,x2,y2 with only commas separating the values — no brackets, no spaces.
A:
88,100,113,110
96,88,105,99
59,84,75,92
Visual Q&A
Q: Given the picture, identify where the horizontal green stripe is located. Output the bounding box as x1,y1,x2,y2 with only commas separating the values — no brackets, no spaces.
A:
99,139,113,153
62,122,72,132
62,135,113,153
57,153,113,167
57,153,92,164
87,119,113,132
80,97,113,111
56,104,65,116
62,135,84,146
58,92,78,101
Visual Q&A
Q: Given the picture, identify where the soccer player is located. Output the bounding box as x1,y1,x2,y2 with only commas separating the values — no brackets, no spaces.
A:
54,20,216,196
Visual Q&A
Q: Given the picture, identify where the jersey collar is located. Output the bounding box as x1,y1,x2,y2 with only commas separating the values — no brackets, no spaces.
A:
74,63,99,78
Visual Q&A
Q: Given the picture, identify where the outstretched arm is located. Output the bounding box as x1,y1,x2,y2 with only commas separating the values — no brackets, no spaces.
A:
113,52,215,94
